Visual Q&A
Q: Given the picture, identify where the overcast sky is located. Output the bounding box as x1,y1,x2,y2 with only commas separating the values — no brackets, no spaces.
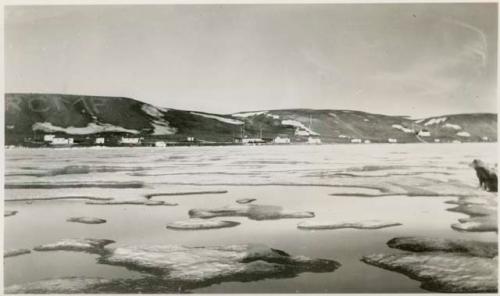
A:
5,3,497,117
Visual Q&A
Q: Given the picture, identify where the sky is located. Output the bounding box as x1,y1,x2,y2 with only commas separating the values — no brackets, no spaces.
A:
5,3,498,117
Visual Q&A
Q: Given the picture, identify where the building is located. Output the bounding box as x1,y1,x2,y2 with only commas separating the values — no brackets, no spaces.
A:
43,134,56,142
186,137,195,142
434,139,441,143
119,137,141,145
274,135,291,144
242,138,265,145
364,140,371,144
388,138,398,143
95,137,105,145
295,130,310,136
417,129,431,137
482,136,489,142
155,141,166,147
307,136,322,144
350,138,362,143
50,137,74,146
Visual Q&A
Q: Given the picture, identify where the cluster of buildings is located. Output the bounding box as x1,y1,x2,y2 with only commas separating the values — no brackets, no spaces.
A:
234,135,321,145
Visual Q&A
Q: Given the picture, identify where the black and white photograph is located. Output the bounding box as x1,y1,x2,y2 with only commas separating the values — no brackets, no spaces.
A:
3,1,498,294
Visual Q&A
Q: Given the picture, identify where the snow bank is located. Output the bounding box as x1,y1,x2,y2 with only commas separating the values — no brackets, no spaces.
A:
424,117,447,126
191,112,244,125
33,122,140,135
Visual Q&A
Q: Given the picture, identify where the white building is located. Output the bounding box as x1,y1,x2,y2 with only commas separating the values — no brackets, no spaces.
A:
95,137,105,145
307,137,322,144
295,130,310,136
155,141,166,147
434,139,441,143
186,137,195,142
50,137,74,146
364,140,371,144
388,138,398,143
350,138,362,143
119,137,140,145
418,129,431,137
338,135,347,138
274,135,291,144
482,136,489,141
242,138,265,144
43,134,56,142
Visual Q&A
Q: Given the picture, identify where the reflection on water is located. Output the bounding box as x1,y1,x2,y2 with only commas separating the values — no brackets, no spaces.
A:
4,143,497,293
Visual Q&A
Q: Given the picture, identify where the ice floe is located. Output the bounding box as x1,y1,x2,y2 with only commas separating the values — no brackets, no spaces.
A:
67,217,107,224
100,244,340,282
34,238,115,254
386,236,497,258
4,249,31,258
166,219,240,230
5,210,18,217
145,190,228,199
362,236,498,293
86,200,178,206
236,198,257,204
297,220,402,230
189,204,314,220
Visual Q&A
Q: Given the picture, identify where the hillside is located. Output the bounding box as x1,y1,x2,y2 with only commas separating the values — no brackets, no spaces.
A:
4,93,497,145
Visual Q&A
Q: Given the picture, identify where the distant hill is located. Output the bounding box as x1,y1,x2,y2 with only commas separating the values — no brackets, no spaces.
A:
4,93,497,145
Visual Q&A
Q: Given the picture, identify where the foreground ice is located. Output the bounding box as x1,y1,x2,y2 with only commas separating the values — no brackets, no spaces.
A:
362,236,498,293
297,220,402,230
5,277,115,294
446,195,497,232
100,244,340,283
166,219,240,230
189,204,314,220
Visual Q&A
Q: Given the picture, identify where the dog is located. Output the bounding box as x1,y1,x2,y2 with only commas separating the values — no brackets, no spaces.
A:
470,159,497,192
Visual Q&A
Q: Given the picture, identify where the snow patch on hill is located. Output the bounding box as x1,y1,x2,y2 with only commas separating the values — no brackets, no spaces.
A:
392,124,415,133
281,119,319,136
424,117,447,126
191,112,244,125
457,131,471,137
232,111,267,118
32,122,140,135
142,104,167,118
151,121,177,135
443,123,462,130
